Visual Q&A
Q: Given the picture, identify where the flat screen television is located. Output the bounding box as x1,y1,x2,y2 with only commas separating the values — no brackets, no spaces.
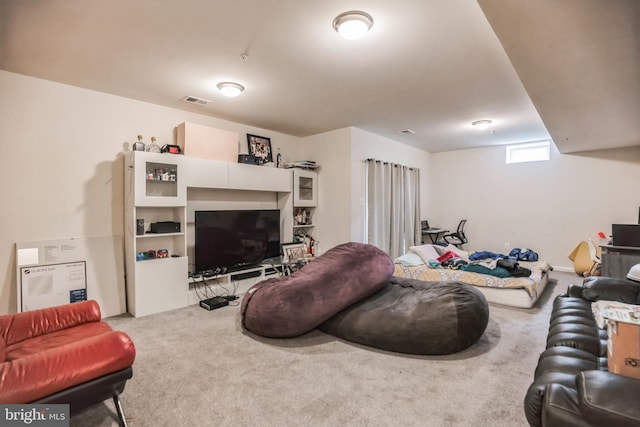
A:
194,209,280,274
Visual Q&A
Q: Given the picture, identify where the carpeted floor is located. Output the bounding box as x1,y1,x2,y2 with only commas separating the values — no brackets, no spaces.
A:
72,271,580,427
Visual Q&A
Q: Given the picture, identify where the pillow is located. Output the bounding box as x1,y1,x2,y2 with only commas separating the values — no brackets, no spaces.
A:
431,244,470,260
409,244,440,262
395,252,425,266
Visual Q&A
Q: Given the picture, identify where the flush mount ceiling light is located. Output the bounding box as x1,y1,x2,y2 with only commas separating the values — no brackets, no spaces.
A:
217,82,245,97
471,119,493,129
333,11,374,40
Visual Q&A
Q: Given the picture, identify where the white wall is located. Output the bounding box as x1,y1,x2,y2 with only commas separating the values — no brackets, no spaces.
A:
430,143,640,270
0,70,300,313
3,69,638,312
297,127,432,253
299,128,352,253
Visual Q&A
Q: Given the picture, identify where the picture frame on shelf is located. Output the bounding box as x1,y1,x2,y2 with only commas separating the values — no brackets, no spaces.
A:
281,242,306,264
247,134,273,165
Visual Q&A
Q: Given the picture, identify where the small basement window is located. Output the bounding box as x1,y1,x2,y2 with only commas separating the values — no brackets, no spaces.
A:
506,140,551,164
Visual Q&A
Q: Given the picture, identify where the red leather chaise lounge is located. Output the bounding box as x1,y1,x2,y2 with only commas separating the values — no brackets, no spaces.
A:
0,300,136,426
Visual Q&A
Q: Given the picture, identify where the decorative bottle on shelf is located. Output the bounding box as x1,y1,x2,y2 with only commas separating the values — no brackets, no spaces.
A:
133,134,146,151
146,136,161,153
276,148,282,168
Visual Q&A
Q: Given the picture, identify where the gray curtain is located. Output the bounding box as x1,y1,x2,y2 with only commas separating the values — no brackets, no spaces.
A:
366,159,421,259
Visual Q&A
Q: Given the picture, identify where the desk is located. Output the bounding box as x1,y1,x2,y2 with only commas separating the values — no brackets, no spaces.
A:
600,245,640,280
421,228,447,244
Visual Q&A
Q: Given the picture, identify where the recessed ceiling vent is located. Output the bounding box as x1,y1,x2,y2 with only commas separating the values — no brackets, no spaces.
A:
399,129,416,135
182,95,211,106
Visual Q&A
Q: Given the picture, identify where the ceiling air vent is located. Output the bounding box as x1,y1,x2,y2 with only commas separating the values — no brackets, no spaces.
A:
182,95,211,106
399,129,416,135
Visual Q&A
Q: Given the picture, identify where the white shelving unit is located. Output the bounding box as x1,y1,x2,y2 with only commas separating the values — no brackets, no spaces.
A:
292,169,318,252
124,150,294,317
125,152,188,317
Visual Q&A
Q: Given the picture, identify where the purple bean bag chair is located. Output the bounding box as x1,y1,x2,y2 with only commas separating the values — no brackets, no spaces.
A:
319,277,489,355
241,242,394,338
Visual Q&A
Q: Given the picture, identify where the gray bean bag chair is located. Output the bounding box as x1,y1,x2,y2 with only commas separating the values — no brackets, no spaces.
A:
241,242,394,338
319,276,489,355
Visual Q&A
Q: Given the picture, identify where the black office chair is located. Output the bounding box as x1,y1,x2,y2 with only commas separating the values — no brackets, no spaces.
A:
443,220,468,248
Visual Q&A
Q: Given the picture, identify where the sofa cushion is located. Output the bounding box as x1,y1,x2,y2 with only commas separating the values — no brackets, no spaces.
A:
0,300,102,346
552,297,592,311
5,321,113,361
0,329,135,403
0,335,5,363
241,242,394,338
534,353,599,378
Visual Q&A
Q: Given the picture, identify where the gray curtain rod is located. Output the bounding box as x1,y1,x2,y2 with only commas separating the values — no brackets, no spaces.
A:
365,158,415,171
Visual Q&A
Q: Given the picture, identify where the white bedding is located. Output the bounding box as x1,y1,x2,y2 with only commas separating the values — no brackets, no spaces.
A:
394,245,552,308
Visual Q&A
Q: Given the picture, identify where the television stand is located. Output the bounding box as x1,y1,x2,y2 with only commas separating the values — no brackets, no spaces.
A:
230,270,262,281
187,264,269,305
225,264,261,273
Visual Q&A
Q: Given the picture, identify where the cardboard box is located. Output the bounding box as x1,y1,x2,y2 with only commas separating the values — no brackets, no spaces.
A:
176,122,238,162
607,319,640,378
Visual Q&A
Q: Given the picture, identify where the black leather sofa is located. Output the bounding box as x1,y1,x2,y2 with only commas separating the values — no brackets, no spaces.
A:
524,276,640,427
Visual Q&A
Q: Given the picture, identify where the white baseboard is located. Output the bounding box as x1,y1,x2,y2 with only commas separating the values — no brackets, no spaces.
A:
552,265,575,273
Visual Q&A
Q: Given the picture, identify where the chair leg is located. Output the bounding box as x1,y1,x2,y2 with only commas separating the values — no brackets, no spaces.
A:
113,394,128,427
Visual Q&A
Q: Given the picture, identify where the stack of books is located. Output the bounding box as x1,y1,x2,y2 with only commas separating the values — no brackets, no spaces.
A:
284,160,319,170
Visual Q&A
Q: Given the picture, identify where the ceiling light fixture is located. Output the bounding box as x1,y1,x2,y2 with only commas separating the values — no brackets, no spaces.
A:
471,119,493,129
217,82,245,97
333,11,374,40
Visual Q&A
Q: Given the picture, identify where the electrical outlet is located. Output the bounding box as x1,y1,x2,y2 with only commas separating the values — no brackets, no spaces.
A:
504,243,510,250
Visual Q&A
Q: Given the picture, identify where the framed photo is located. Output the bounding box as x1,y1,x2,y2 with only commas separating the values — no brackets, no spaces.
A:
247,134,273,165
281,242,306,264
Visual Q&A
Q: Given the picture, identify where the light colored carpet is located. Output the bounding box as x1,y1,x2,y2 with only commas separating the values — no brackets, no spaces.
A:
72,271,579,427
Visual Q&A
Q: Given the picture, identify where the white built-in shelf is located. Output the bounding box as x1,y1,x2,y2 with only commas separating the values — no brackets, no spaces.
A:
125,150,295,317
136,232,184,239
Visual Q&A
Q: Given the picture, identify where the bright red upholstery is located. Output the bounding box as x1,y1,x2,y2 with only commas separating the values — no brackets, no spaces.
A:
0,300,135,404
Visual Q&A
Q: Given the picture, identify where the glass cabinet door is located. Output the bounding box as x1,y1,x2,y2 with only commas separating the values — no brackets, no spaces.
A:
293,169,317,207
132,152,186,206
145,161,178,197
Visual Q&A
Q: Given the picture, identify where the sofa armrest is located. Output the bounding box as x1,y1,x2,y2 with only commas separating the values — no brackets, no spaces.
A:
577,370,640,427
581,277,640,304
565,284,586,298
524,372,578,427
0,300,102,346
542,383,589,427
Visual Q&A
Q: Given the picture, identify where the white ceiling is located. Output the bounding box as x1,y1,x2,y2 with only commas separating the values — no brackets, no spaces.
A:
1,0,638,153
